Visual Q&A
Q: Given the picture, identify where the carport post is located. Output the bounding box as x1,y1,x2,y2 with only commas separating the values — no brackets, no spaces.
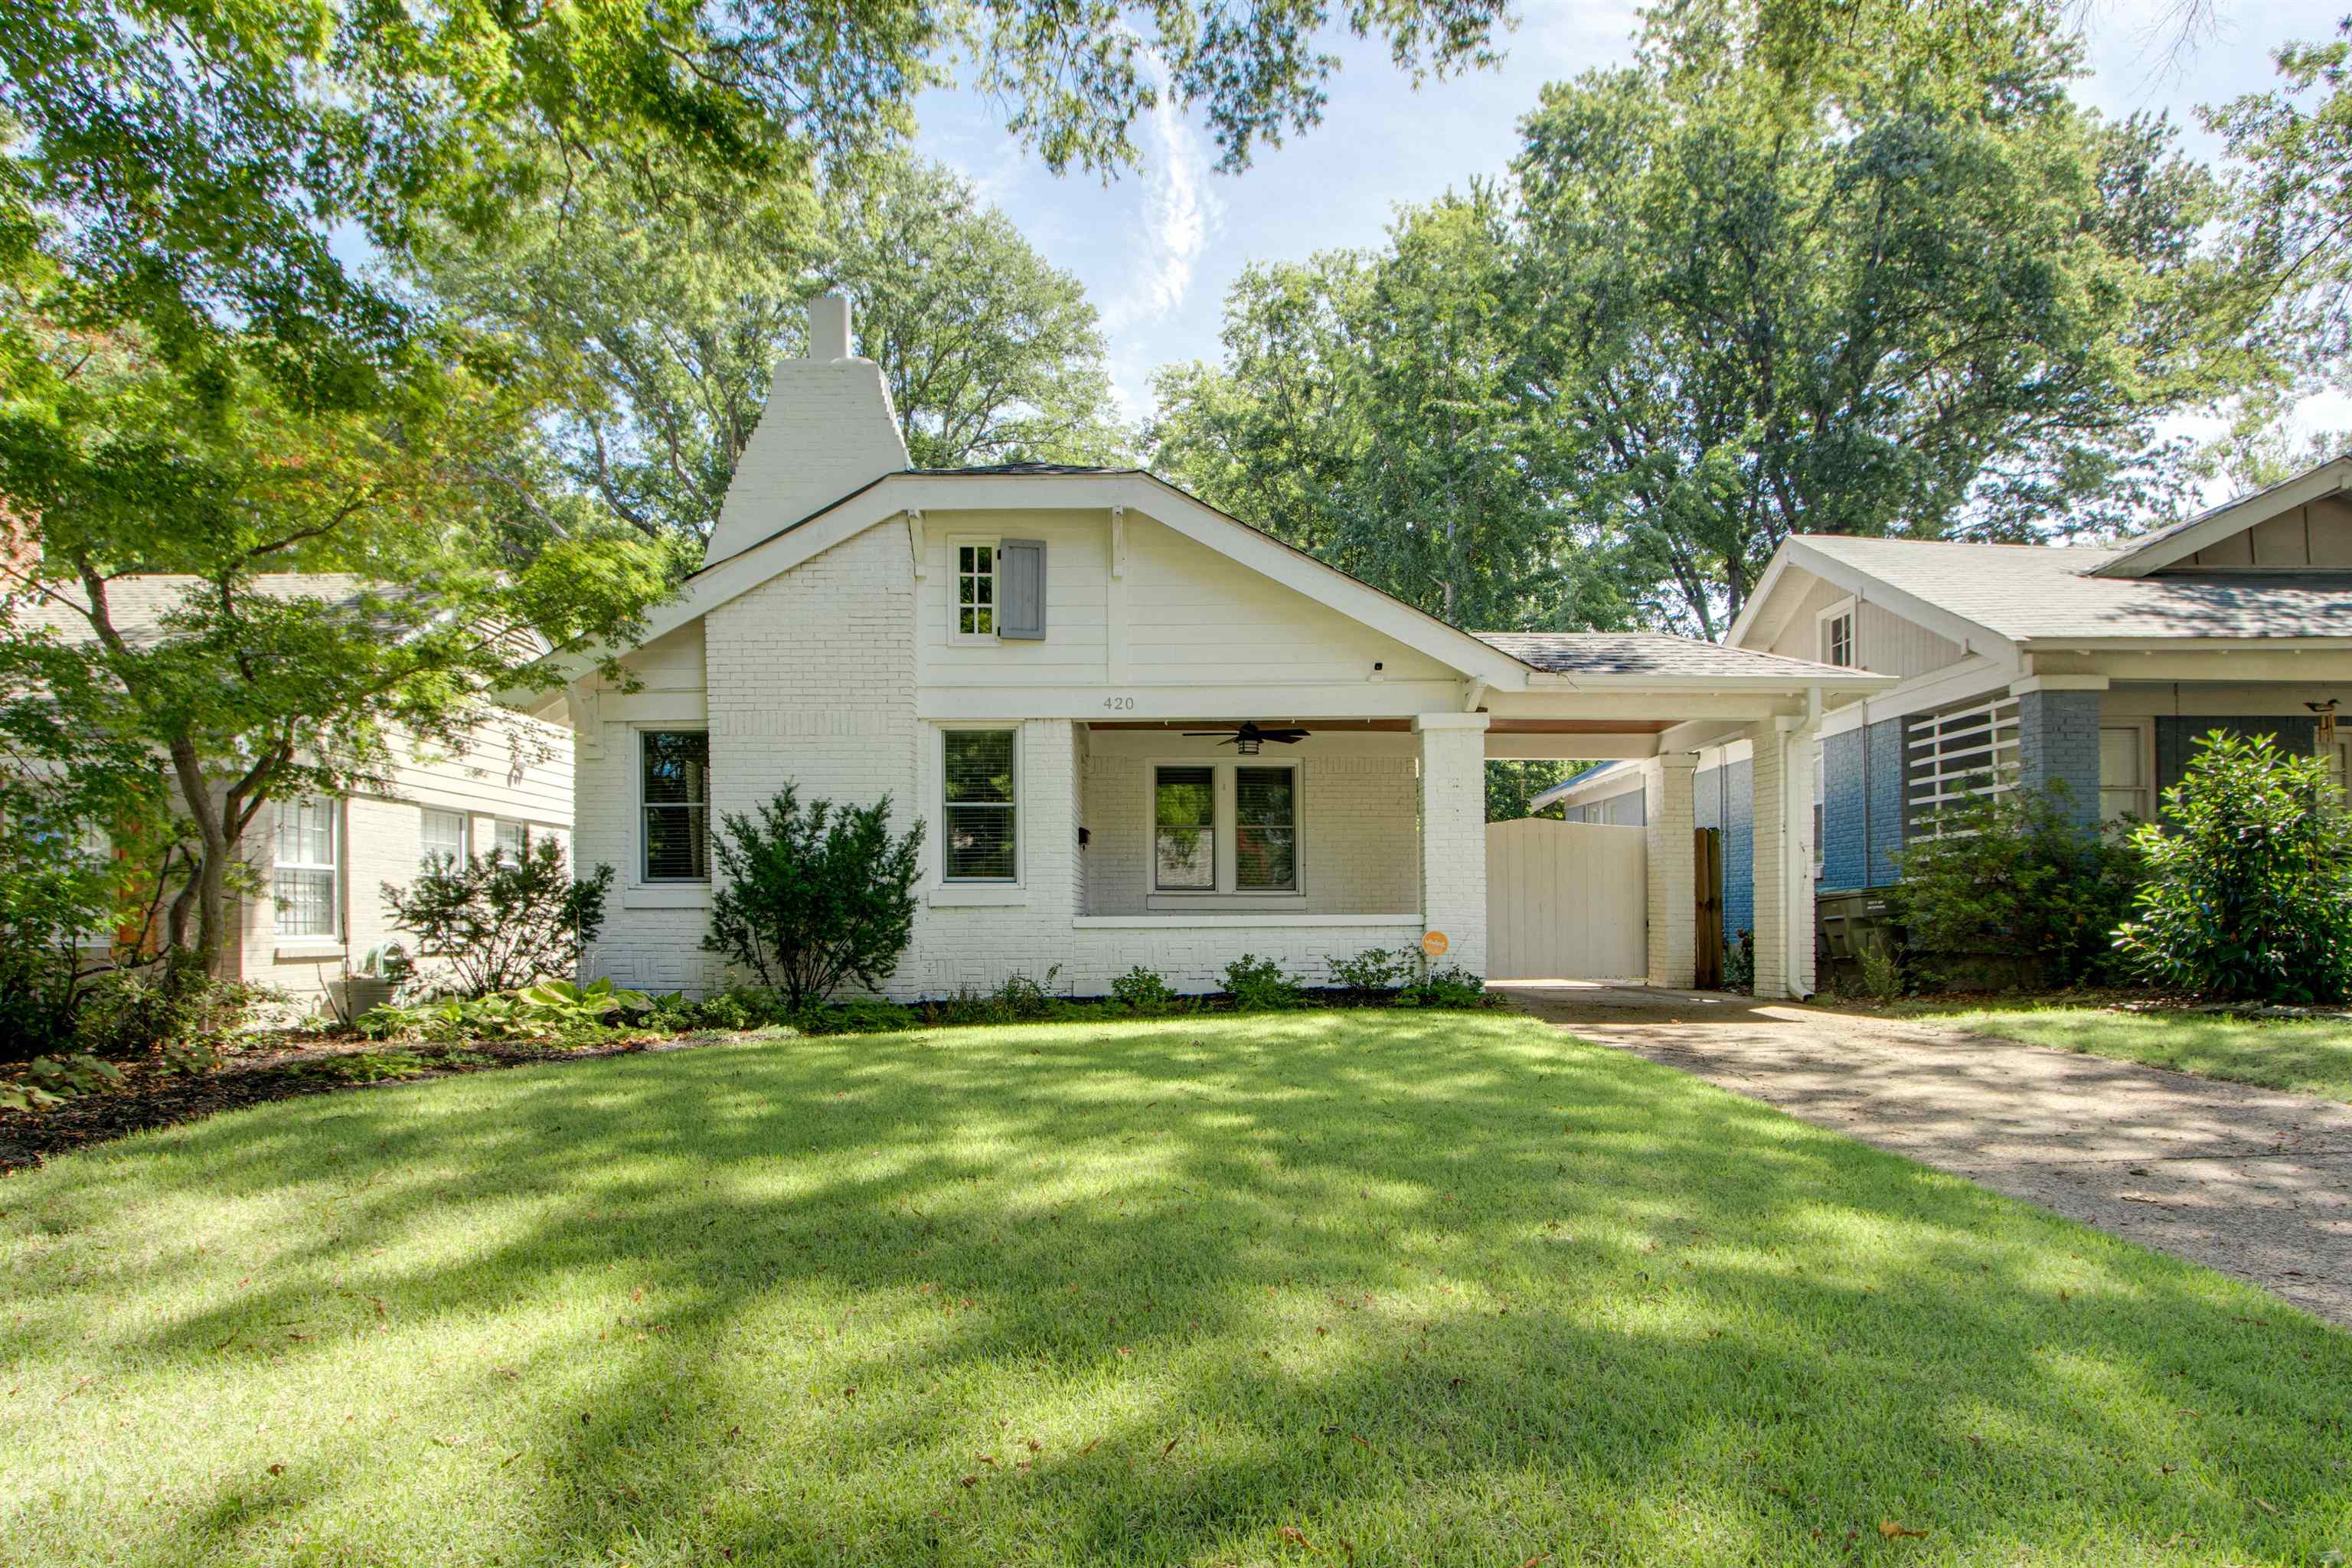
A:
1644,753,1698,987
1416,711,1491,978
1750,714,1819,1001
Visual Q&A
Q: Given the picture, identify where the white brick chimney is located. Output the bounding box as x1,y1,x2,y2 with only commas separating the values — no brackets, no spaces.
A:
704,292,910,565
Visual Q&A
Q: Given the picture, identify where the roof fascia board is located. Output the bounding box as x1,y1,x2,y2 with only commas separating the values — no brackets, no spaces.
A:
1726,546,1802,649
1521,668,1894,694
2089,459,2352,579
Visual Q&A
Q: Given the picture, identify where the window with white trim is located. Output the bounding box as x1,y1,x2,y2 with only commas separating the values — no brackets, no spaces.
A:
1906,696,2018,834
1823,609,1855,668
2099,727,2149,823
943,729,1018,880
1154,766,1215,890
640,731,710,882
492,818,530,862
955,542,998,637
273,797,339,938
420,808,467,870
1235,766,1298,890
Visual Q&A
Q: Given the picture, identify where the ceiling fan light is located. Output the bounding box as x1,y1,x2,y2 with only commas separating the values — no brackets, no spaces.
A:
1236,736,1263,755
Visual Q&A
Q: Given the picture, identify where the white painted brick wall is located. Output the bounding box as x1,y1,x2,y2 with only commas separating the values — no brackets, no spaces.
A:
1416,717,1488,978
1645,754,1697,987
1751,720,1790,1000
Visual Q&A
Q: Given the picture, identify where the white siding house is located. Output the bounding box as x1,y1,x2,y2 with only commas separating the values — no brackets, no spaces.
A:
565,297,1889,1001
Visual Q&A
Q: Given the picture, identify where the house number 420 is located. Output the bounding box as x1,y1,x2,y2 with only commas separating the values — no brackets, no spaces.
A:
1101,696,1136,711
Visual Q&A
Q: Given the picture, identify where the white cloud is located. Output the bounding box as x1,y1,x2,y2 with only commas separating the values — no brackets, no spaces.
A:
1103,48,1221,334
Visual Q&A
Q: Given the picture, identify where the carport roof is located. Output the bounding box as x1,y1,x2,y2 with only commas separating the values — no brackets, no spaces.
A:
1473,631,1865,681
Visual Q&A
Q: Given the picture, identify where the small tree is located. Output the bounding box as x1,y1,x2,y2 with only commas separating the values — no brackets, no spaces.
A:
384,841,614,998
2115,731,2352,1003
703,787,924,1009
1891,782,2144,988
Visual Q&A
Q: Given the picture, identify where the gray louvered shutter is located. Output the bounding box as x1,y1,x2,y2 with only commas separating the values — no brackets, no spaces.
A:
999,539,1046,639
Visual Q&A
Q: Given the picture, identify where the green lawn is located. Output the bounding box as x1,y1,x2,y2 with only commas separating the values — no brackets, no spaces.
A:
3,1015,2347,1566
1910,1002,2352,1106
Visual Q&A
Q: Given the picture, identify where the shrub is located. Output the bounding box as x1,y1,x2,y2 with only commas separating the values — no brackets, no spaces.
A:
1328,948,1406,995
1890,782,2143,988
2115,730,2352,1003
516,977,652,1027
384,841,613,998
1721,931,1754,993
1223,953,1305,1010
702,786,924,1010
0,805,145,1060
1110,965,1178,1012
1396,963,1491,1008
73,949,267,1071
1853,942,1906,1003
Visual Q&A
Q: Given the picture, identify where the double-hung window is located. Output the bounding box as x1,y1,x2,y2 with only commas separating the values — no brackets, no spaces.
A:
1823,609,1855,668
1234,767,1298,891
1154,767,1216,890
2099,727,2149,823
943,730,1018,880
956,543,997,637
274,797,339,938
492,818,530,863
641,731,710,881
420,808,468,870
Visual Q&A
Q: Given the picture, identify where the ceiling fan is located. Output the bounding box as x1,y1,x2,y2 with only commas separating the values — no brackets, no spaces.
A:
1183,721,1311,756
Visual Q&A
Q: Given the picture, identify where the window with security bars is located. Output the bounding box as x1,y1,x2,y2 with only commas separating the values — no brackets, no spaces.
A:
641,731,710,881
420,808,467,870
1235,767,1298,890
1906,697,2018,834
956,543,997,636
274,797,338,937
1154,766,1215,890
943,730,1017,880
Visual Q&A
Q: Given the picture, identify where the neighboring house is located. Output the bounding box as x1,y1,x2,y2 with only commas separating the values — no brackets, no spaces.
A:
1540,456,2352,947
562,295,1890,1001
7,574,574,1004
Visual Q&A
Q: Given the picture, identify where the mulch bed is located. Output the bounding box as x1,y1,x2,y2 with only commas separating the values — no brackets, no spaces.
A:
0,1032,737,1176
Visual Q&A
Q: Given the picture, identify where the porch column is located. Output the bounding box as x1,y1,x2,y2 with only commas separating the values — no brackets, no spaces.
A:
2011,675,2108,834
1644,753,1697,987
1749,714,1818,1001
1415,712,1490,977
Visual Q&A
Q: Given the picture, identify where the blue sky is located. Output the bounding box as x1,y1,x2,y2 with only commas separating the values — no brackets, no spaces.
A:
912,0,2352,428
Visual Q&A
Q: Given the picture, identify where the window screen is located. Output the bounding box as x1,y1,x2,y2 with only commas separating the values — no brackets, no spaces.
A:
1154,766,1216,890
642,731,710,881
1235,767,1298,890
944,730,1017,880
274,797,338,937
420,808,467,869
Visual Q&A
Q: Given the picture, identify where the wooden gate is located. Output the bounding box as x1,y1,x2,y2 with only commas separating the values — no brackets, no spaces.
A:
1694,827,1724,989
1484,818,1648,981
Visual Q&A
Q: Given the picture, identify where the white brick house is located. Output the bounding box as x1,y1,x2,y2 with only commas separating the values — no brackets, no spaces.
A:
564,296,1886,1001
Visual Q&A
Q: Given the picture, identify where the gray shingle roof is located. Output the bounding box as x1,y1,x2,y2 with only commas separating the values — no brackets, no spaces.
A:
1790,536,2352,642
1474,630,1865,680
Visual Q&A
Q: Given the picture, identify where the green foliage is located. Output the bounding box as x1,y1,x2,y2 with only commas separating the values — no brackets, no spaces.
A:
1327,948,1408,995
515,978,654,1027
1396,963,1493,1009
1892,784,2145,988
0,1053,124,1113
297,1050,441,1085
703,786,925,1011
1152,0,2266,636
1109,965,1179,1012
1854,943,1907,1004
1486,760,1582,822
71,950,266,1070
1722,932,1756,994
2115,732,2352,1003
416,155,1129,544
384,842,614,1000
1222,954,1306,1011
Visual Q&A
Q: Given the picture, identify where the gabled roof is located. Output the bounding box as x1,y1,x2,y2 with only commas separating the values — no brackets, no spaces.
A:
2088,454,2352,579
1766,535,2352,646
1528,760,1638,812
9,573,380,648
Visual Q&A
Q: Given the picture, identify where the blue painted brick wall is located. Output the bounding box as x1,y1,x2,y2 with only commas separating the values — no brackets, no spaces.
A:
2017,688,2102,831
1865,717,1906,885
1819,727,1867,890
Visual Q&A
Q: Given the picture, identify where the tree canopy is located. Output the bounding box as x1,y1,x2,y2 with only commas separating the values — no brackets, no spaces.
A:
414,155,1129,544
1151,0,2280,635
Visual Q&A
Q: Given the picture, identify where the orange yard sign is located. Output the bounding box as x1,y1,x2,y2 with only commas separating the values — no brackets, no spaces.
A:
1421,930,1449,958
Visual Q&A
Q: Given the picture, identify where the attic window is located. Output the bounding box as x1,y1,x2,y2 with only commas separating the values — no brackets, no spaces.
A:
956,542,996,636
1823,610,1854,668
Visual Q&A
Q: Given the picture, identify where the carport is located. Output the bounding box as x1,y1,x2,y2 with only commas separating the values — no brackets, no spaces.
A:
1471,633,1893,998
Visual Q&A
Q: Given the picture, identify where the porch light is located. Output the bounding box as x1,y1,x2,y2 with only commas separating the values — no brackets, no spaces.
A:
1235,734,1263,755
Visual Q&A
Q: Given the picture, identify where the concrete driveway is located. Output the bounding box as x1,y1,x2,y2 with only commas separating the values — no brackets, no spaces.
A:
1501,981,2352,1329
